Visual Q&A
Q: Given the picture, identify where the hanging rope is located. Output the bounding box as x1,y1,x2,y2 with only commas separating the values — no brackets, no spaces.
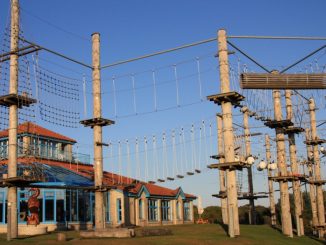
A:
152,70,158,111
172,130,177,177
196,57,203,101
131,74,137,114
144,136,148,182
152,135,158,182
126,139,131,184
162,132,168,180
118,141,122,183
197,126,203,172
173,64,180,107
178,130,184,176
135,137,140,180
112,76,117,117
191,125,196,172
109,140,115,184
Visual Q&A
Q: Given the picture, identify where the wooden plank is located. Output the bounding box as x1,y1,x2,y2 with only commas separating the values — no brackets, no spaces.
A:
264,120,293,129
80,117,115,128
207,161,250,170
207,91,245,106
240,73,326,89
304,138,326,145
0,94,36,108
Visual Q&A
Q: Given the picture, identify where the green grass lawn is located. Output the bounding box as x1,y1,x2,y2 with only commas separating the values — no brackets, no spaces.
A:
0,224,323,245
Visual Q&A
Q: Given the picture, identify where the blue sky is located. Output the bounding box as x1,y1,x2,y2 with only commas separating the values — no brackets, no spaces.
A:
0,0,325,207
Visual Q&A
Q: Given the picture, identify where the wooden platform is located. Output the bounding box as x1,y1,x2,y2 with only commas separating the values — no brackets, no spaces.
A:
212,191,227,199
0,94,36,108
304,138,326,145
95,142,110,146
207,161,250,170
240,73,326,89
212,192,268,200
210,154,224,160
307,180,326,185
80,117,115,128
282,127,305,134
238,193,268,200
312,224,326,230
269,174,308,182
93,185,119,192
0,176,42,187
264,119,293,129
207,91,244,107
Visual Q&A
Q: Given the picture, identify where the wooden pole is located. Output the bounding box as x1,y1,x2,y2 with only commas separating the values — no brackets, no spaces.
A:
217,29,239,237
265,134,277,226
308,98,325,238
92,33,105,230
285,90,304,236
272,89,293,237
305,128,318,234
217,114,228,225
242,107,255,224
7,0,19,239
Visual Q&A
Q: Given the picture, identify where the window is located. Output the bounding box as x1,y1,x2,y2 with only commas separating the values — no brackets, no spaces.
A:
148,199,158,221
116,198,122,223
18,190,29,223
18,137,23,155
161,200,170,221
105,192,110,222
176,201,180,220
44,190,55,222
56,190,65,222
184,202,191,221
0,140,8,159
138,199,143,219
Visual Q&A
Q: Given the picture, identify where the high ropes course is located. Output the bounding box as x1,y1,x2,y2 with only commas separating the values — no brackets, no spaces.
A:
0,0,326,240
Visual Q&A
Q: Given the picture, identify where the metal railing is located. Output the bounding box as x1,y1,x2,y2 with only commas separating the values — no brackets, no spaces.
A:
0,143,90,165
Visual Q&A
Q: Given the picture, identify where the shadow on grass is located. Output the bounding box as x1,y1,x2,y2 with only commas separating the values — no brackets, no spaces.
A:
217,222,229,235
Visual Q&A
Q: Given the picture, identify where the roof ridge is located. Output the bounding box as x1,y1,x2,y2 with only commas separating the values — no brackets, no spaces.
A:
0,121,76,143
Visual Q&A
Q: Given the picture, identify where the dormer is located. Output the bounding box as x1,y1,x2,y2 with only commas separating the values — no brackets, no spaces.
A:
0,122,76,162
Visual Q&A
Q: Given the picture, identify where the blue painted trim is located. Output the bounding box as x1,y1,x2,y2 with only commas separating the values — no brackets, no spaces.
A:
136,185,150,198
31,182,66,186
175,188,186,200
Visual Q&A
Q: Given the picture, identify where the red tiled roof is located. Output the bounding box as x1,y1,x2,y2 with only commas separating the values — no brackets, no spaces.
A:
0,122,76,143
1,158,196,198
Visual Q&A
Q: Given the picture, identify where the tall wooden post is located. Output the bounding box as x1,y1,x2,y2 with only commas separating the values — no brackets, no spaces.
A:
304,128,318,232
7,0,20,239
217,114,228,224
272,90,293,237
218,29,239,237
308,98,325,238
92,33,105,230
265,134,276,226
285,90,304,236
242,107,255,224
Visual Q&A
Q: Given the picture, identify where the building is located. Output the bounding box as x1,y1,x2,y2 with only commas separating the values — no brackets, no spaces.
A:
0,122,196,232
